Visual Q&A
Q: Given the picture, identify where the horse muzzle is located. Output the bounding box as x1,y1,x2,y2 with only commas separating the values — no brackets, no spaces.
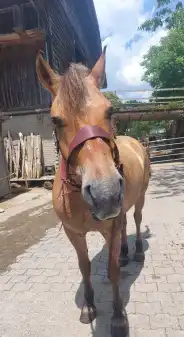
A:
82,175,123,221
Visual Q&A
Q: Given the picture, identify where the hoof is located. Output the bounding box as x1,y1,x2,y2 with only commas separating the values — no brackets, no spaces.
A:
111,315,128,337
80,304,97,324
134,252,145,263
119,256,129,267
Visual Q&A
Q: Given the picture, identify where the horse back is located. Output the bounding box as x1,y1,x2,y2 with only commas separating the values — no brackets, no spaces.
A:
115,136,150,211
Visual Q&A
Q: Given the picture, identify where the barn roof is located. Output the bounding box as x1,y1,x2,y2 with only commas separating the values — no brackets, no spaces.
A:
0,0,106,111
0,0,106,87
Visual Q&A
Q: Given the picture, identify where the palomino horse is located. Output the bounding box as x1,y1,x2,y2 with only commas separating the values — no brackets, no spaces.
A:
36,48,150,337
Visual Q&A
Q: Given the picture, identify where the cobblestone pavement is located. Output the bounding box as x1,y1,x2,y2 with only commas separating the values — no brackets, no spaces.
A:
1,164,184,336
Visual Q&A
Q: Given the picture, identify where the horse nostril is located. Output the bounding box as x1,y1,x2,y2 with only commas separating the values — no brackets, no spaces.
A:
86,184,92,197
84,184,97,207
118,177,123,202
119,177,123,190
85,184,94,202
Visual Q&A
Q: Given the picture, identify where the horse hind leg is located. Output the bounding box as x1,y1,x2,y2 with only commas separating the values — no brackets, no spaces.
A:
103,229,128,337
64,228,96,324
133,192,145,263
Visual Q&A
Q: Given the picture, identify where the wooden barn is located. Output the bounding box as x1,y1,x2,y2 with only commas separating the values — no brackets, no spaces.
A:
0,0,104,183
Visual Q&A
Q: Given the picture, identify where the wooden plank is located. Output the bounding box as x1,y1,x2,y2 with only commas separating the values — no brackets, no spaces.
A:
30,133,34,179
10,176,55,182
7,137,12,176
18,132,28,185
16,140,20,178
4,137,9,172
38,135,42,178
0,29,44,46
27,135,31,178
115,110,184,121
18,132,24,178
7,131,17,177
36,135,39,178
32,135,36,179
24,136,28,178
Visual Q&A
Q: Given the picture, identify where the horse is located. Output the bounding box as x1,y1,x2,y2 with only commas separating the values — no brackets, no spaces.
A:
36,47,150,337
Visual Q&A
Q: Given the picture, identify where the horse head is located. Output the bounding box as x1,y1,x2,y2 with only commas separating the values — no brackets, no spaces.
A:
36,48,123,221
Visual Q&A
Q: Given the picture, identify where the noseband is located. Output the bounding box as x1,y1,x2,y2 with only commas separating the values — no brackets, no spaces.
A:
60,125,123,189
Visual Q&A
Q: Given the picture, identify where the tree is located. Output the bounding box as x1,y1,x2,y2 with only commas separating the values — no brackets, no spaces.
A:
139,0,184,32
126,120,169,138
141,27,184,137
139,1,184,138
141,28,184,92
103,91,129,134
103,91,123,109
103,92,169,137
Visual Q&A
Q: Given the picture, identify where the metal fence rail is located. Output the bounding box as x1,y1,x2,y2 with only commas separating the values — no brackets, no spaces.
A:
144,137,184,164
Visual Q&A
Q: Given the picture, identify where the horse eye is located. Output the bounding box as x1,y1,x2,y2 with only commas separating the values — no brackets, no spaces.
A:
51,116,64,127
106,107,114,119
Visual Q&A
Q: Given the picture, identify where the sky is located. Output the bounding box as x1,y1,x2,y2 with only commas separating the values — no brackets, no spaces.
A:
93,0,168,99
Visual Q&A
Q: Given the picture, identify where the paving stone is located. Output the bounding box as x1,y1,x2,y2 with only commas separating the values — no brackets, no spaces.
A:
166,329,184,337
161,302,184,316
172,292,184,303
150,314,179,329
135,282,157,292
180,283,184,291
11,283,33,292
44,276,66,283
5,269,27,276
129,314,150,328
135,302,162,315
0,275,12,283
157,283,181,292
129,292,147,303
154,267,174,275
178,316,184,329
9,275,30,284
0,283,13,291
31,283,51,292
145,274,167,283
134,329,166,337
147,292,173,303
167,274,184,283
25,269,44,276
26,276,47,283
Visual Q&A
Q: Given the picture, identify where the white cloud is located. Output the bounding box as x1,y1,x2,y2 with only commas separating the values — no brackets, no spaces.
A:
94,0,167,95
119,29,167,87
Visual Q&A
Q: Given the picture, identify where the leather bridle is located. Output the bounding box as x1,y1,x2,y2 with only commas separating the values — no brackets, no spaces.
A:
59,125,123,189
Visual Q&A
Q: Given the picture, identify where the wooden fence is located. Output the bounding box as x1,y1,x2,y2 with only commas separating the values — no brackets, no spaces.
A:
4,132,42,180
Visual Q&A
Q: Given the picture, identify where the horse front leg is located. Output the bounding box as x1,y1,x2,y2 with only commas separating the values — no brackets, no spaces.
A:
120,213,129,267
64,228,96,324
103,228,128,337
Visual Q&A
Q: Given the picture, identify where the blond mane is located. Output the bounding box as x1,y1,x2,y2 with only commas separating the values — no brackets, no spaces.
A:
57,63,90,113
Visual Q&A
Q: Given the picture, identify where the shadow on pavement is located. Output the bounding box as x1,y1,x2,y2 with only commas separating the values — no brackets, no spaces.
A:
0,205,56,273
75,228,151,337
150,165,184,199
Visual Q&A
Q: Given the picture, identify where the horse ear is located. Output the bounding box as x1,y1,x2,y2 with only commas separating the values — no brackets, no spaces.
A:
36,52,59,95
91,46,107,88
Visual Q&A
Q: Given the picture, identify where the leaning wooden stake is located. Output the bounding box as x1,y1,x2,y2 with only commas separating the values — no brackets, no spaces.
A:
16,139,20,178
8,131,17,177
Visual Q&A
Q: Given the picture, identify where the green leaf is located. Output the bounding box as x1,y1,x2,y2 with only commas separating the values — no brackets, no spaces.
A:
139,1,184,32
157,0,171,8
